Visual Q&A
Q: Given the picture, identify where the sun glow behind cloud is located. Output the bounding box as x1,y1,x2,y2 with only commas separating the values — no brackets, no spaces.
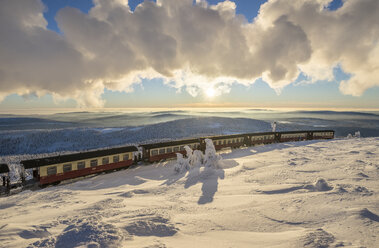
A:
205,88,216,98
0,0,379,108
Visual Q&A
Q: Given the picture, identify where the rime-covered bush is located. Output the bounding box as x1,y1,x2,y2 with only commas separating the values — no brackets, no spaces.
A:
174,139,221,173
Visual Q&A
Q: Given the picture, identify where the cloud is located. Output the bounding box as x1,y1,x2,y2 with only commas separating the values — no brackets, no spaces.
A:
0,0,378,107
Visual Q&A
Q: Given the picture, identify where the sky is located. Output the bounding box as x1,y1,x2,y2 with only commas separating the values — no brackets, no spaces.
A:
0,0,378,111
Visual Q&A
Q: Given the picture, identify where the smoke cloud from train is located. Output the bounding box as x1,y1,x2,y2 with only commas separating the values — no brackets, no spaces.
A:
0,0,378,106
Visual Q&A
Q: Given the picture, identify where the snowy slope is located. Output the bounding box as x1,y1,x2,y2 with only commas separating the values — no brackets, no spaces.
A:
0,137,378,247
1,109,378,156
0,117,278,156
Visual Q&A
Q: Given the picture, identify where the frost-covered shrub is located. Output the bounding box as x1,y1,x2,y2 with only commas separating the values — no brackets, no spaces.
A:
354,131,361,138
192,150,204,167
174,139,221,173
346,131,361,139
184,146,193,164
203,139,222,169
174,153,189,173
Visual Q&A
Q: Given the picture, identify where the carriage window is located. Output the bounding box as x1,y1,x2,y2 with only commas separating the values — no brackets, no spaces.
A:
173,147,179,152
102,157,109,165
167,147,172,153
159,148,166,154
77,161,85,170
228,140,231,144
180,146,185,151
90,159,98,167
47,166,57,175
151,150,158,156
123,154,130,160
113,155,119,163
63,163,72,172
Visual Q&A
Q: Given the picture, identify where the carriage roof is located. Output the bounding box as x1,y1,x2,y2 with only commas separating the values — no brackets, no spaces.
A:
21,146,137,169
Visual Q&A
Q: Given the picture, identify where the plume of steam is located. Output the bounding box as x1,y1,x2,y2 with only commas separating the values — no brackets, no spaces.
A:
271,121,277,132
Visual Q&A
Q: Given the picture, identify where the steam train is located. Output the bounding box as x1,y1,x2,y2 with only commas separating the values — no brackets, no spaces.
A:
1,130,334,188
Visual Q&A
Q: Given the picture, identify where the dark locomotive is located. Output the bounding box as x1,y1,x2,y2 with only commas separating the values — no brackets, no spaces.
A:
1,129,334,189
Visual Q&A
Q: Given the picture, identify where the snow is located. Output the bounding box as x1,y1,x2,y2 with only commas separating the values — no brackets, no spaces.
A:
0,137,378,247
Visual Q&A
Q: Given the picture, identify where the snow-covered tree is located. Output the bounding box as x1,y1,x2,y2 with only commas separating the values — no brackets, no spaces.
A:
203,139,222,168
175,138,221,172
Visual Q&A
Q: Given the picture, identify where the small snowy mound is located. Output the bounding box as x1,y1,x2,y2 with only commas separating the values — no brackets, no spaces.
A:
31,220,122,248
124,217,178,237
300,228,335,248
314,178,333,191
358,208,379,222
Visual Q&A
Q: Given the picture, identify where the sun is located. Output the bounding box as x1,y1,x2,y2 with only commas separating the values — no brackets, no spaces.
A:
205,88,216,98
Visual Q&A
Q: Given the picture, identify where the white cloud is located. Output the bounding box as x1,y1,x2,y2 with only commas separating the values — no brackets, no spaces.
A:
0,0,378,107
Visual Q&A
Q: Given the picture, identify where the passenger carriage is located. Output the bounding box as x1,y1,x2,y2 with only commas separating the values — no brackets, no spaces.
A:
140,139,201,162
247,132,276,146
0,163,10,187
201,134,248,150
21,146,137,186
279,131,308,142
311,130,334,140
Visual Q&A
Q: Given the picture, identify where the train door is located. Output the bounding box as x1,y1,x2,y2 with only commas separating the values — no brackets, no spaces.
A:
275,133,280,142
33,168,40,180
244,136,251,146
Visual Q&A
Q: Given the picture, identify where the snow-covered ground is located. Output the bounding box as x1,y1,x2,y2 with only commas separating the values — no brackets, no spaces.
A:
0,137,378,247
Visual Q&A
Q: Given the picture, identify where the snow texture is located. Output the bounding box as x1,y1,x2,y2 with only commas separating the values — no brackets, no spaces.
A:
1,137,378,247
